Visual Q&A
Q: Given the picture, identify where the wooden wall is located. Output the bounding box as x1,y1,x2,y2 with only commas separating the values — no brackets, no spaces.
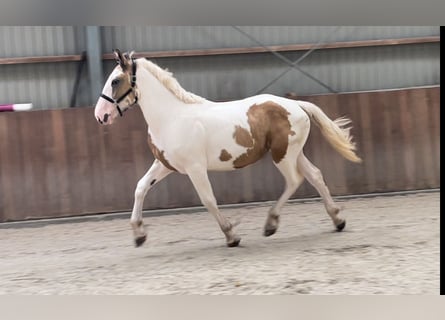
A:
0,86,439,222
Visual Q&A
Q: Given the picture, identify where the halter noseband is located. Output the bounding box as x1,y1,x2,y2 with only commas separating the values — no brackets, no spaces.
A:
100,59,138,117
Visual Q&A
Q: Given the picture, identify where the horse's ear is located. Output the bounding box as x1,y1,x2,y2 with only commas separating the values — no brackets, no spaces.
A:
113,49,129,70
123,51,136,61
113,49,122,63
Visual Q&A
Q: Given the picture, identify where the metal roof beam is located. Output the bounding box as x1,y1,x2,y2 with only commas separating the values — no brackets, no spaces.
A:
232,26,342,94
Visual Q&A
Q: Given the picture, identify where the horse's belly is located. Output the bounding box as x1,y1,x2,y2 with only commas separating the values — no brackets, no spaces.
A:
206,147,248,171
207,160,237,171
206,142,270,171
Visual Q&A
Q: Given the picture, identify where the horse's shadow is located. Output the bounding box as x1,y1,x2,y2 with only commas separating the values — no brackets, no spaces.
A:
141,229,354,261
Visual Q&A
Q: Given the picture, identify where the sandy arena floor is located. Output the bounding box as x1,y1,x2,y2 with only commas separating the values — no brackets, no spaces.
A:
0,191,439,294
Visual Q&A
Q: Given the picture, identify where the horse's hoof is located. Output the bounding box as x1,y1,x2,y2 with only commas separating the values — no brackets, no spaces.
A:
134,235,147,247
336,220,346,232
264,215,279,237
263,226,277,237
227,237,241,247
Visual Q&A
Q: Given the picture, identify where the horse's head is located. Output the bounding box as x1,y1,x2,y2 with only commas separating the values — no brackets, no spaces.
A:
94,49,138,125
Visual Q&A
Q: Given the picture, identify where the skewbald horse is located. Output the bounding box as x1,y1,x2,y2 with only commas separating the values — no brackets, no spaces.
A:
94,50,361,248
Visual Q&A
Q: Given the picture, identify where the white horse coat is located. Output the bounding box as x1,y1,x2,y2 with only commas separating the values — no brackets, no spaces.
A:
95,50,361,247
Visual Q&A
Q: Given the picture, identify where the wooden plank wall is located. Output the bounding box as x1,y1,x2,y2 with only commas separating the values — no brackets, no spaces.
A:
0,86,439,222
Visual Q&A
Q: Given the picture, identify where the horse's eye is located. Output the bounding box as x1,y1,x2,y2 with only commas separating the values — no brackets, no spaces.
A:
111,79,120,87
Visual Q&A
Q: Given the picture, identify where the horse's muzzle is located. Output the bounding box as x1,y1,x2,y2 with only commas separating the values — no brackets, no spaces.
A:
97,113,111,125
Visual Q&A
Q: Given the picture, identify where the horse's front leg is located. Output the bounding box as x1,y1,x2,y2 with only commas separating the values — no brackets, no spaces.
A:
131,159,173,247
186,166,241,247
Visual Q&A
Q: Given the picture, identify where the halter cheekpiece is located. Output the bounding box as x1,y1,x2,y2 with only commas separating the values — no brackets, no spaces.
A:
100,58,138,117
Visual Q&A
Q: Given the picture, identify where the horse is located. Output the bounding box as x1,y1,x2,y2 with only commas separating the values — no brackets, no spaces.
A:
94,49,362,248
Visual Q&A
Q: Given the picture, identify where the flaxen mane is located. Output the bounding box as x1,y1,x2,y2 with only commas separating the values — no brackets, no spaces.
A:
138,58,206,104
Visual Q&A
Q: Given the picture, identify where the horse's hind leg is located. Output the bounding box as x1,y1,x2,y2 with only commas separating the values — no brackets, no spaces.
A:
297,152,345,231
264,155,305,237
130,159,173,247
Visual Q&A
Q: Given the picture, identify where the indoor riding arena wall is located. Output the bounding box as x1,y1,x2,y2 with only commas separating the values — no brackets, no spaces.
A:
0,86,439,222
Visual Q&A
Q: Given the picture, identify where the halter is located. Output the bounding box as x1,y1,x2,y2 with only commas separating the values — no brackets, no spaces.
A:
100,59,138,117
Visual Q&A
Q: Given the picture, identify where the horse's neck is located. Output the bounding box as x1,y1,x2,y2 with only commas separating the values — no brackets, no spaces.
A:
137,69,188,135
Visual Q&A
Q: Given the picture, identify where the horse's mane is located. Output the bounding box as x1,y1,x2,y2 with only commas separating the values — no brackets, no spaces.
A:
138,58,206,104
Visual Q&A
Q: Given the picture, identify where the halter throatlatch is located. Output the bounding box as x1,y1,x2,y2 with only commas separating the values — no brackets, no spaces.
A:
100,58,138,117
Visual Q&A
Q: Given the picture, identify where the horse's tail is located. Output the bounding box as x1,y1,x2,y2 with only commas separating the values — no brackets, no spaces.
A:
298,100,362,163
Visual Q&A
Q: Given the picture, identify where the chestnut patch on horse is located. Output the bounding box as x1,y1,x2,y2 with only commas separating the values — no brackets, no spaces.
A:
233,101,295,168
219,149,233,161
233,126,254,148
147,134,177,171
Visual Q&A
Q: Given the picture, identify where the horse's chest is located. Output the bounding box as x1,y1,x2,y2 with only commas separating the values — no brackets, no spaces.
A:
147,133,178,172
